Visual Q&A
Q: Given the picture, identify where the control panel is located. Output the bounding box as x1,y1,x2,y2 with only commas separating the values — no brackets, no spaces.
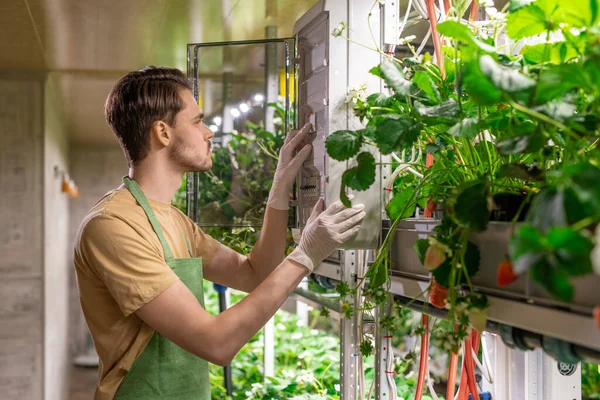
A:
293,0,388,250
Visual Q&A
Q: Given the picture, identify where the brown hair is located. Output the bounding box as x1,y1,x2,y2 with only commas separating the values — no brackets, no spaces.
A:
104,66,191,165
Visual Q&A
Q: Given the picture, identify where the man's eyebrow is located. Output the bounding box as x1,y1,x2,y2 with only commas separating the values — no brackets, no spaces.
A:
192,112,204,122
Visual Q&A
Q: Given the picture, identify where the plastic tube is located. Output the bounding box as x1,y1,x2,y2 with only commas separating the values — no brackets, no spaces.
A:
414,314,430,400
446,351,459,399
398,0,414,41
426,0,445,78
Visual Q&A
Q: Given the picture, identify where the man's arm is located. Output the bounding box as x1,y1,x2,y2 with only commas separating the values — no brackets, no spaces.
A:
137,200,365,366
136,258,307,366
203,124,314,291
201,207,288,293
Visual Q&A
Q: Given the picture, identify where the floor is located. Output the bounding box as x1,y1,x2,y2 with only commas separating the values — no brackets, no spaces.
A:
69,366,98,400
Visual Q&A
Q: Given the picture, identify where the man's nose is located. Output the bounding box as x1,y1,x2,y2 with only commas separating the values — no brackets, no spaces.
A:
204,124,215,140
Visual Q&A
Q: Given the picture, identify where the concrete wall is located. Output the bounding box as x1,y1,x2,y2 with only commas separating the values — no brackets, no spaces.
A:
43,74,71,400
0,78,44,399
68,145,127,356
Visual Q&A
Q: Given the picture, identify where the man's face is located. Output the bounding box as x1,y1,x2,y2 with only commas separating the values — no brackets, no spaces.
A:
168,89,214,172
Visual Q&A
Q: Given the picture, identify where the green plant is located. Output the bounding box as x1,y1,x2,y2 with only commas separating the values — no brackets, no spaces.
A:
583,361,600,399
327,0,600,354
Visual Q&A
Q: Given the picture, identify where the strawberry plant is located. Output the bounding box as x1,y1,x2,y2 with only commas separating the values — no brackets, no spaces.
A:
328,0,600,353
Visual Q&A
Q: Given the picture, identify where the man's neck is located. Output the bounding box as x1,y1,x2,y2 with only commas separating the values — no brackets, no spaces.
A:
127,157,183,204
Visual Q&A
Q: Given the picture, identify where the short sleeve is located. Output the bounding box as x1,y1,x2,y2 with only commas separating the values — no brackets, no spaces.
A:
78,214,179,317
192,225,223,267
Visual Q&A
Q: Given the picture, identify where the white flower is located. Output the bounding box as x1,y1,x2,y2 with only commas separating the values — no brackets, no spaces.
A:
310,329,319,335
297,371,315,384
398,35,417,45
345,84,368,106
335,384,341,392
485,7,505,21
291,332,303,340
332,22,349,37
282,369,295,379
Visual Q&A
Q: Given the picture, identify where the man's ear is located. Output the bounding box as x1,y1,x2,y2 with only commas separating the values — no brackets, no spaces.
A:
151,120,171,147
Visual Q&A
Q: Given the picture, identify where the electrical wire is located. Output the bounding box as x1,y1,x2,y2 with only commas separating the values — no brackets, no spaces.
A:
398,0,414,41
415,27,432,57
386,147,423,203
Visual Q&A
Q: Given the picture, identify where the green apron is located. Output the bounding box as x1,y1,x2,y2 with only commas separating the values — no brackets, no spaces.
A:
114,177,210,400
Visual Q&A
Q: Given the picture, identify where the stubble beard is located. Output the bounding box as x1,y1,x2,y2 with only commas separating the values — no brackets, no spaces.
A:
170,135,212,173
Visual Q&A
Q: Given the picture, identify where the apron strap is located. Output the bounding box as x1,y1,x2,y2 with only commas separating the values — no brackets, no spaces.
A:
123,176,174,260
183,234,193,257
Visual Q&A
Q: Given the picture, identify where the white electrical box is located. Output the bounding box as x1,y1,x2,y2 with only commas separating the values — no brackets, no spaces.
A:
293,0,390,250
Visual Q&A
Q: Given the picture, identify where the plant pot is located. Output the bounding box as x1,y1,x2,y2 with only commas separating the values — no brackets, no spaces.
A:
383,219,600,313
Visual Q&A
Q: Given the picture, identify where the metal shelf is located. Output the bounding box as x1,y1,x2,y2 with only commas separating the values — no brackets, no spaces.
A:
388,273,600,355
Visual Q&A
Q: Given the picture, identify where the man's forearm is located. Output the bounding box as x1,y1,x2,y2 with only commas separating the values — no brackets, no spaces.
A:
208,258,307,364
247,206,288,282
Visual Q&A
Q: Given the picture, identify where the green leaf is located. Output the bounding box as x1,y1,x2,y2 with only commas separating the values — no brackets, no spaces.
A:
437,20,497,53
546,227,594,275
463,241,482,280
413,70,441,104
325,130,363,161
527,187,568,233
562,163,600,215
479,55,536,92
367,93,391,106
431,259,453,288
448,117,480,139
374,117,422,154
532,100,576,122
414,238,430,265
496,130,546,155
453,180,490,232
432,241,480,287
535,63,591,103
522,42,578,64
506,4,547,40
497,163,544,181
358,126,377,140
379,60,414,96
342,152,376,191
369,65,383,78
360,339,374,357
530,258,574,302
416,99,459,124
386,188,417,219
509,224,546,260
462,60,502,105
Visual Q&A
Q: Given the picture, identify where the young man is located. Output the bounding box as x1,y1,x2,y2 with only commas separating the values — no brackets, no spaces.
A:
73,66,365,400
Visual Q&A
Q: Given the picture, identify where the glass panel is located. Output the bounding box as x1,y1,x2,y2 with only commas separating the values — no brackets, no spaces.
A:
185,39,296,227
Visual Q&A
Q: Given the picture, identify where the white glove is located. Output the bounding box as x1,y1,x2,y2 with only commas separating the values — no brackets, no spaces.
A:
267,123,315,210
287,198,366,273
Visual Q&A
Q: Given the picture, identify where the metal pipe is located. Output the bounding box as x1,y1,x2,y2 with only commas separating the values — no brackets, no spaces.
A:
292,288,341,313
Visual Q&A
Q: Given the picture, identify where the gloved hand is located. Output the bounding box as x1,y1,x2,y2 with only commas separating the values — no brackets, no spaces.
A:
287,198,366,273
267,123,315,210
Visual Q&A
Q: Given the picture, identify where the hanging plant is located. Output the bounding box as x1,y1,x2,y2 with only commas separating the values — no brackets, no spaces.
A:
326,0,600,352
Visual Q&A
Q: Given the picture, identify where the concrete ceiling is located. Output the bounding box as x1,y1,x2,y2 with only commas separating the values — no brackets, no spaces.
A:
0,0,319,146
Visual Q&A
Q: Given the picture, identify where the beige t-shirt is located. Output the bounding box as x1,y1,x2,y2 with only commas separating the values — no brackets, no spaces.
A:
73,188,222,400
